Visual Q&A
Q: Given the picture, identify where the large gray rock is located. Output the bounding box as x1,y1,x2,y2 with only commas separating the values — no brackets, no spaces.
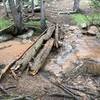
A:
0,34,13,43
88,26,99,35
17,30,34,39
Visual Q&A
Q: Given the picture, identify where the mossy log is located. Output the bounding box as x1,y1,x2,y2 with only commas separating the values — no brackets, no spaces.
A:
0,24,14,35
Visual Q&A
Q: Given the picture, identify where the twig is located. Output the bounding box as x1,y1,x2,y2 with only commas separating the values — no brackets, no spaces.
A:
49,93,73,98
49,78,81,99
5,85,16,90
0,84,8,95
0,45,12,50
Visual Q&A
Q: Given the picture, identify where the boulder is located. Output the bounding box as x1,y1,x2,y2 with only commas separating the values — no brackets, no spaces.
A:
17,30,34,39
88,26,99,35
0,34,13,43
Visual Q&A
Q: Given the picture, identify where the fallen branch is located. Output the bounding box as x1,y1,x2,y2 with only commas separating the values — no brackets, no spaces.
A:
49,78,81,99
58,11,76,15
30,38,54,75
55,24,59,48
0,45,12,50
49,93,73,98
0,84,8,95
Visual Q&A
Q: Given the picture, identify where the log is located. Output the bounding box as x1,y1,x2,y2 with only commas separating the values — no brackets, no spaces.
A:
0,29,47,80
55,24,59,48
30,38,54,76
0,24,14,35
12,25,55,71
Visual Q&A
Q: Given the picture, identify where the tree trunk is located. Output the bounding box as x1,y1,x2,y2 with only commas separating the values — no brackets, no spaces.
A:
32,0,34,16
3,0,9,17
73,0,80,11
8,0,23,34
40,0,47,31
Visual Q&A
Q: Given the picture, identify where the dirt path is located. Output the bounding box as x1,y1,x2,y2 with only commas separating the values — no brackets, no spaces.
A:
0,40,33,65
45,0,91,24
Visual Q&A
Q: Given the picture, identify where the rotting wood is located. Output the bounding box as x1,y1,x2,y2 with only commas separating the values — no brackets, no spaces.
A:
0,25,56,79
55,24,59,48
30,38,54,76
0,60,17,80
0,28,47,80
11,25,55,72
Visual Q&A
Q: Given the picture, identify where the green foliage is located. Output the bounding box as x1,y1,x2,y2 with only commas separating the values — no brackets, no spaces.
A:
25,20,40,27
72,13,100,27
72,14,89,26
72,0,100,27
91,0,100,8
0,18,12,30
25,20,42,35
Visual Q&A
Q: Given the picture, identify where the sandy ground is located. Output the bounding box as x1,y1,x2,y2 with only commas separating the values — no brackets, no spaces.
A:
0,40,33,65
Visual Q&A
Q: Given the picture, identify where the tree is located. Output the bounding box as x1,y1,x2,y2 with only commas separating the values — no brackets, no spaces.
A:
3,0,9,17
73,0,80,11
40,0,47,31
8,0,23,34
32,0,34,16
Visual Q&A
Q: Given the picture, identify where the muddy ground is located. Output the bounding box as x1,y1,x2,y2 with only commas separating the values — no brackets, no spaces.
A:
0,0,100,100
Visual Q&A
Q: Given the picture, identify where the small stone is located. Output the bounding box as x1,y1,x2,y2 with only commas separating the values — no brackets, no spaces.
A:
68,26,79,31
74,29,82,34
81,23,87,28
69,26,82,35
88,26,99,35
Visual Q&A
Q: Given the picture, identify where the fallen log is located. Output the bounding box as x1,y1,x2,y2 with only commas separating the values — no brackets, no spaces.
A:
12,25,55,71
0,24,14,35
30,38,54,76
55,24,59,48
0,29,47,80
